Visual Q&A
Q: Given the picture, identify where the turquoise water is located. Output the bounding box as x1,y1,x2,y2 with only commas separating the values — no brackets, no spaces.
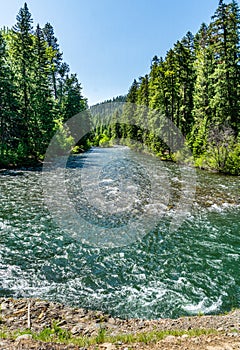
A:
0,147,239,319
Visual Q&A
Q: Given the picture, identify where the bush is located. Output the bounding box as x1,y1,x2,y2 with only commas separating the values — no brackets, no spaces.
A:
99,134,110,147
205,125,239,174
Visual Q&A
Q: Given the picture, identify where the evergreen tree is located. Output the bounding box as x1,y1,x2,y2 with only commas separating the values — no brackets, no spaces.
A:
148,56,165,112
43,23,62,99
91,0,240,173
0,32,18,161
62,73,87,122
135,75,149,144
12,2,35,157
174,32,195,135
190,23,212,156
209,0,240,129
61,73,89,148
110,110,121,141
121,79,139,141
0,3,89,166
58,62,70,106
32,24,55,156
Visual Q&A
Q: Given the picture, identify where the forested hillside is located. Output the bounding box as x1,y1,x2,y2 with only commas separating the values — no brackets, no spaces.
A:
92,0,240,175
0,3,89,167
1,1,239,174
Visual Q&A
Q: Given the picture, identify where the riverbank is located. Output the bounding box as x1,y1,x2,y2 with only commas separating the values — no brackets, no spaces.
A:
1,144,240,177
0,298,240,349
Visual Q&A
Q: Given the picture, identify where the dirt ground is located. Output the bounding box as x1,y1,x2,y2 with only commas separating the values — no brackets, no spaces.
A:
0,298,240,349
0,333,240,349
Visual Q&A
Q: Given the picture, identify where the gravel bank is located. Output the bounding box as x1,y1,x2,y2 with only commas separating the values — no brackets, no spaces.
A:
0,298,240,349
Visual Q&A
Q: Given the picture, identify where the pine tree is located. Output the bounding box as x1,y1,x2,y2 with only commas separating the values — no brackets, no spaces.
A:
174,32,195,135
32,24,55,156
43,23,62,100
0,32,18,162
89,0,239,173
58,62,70,106
190,23,212,156
135,75,149,144
110,110,121,141
120,79,139,142
228,0,240,131
164,49,179,124
209,0,240,129
12,2,34,157
62,73,87,122
61,73,89,147
148,56,165,112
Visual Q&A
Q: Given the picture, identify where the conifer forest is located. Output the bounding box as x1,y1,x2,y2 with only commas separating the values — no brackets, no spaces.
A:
0,1,239,175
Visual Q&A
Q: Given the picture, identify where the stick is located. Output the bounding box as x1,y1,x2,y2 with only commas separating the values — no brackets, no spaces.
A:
27,301,31,329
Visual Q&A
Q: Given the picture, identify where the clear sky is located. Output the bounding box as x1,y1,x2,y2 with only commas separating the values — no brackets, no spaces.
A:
0,0,220,106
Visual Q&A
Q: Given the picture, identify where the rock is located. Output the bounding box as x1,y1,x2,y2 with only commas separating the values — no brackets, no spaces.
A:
181,334,189,339
115,341,123,345
1,302,9,310
108,317,116,325
71,323,85,335
15,334,33,341
224,345,234,350
229,332,239,337
0,340,13,347
192,337,201,344
164,335,176,342
99,343,116,350
1,297,240,349
207,347,230,350
82,324,98,336
56,319,67,326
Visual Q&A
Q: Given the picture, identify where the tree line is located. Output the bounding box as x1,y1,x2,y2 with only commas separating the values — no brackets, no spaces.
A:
92,0,240,175
0,3,89,167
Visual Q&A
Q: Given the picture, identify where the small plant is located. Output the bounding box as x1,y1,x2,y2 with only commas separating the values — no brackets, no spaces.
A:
99,135,110,147
197,311,204,317
95,327,106,343
0,326,217,347
51,320,71,341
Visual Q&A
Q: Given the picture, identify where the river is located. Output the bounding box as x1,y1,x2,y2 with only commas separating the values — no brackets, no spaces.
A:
0,146,239,319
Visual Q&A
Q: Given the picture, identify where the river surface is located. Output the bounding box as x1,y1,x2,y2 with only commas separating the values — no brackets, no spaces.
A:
0,146,239,319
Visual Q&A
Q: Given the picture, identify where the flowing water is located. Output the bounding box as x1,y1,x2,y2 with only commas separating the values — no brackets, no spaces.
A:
0,146,239,319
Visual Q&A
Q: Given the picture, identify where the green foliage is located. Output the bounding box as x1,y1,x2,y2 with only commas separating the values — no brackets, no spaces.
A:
99,134,110,147
0,325,218,348
226,143,240,175
95,327,106,343
92,0,240,175
53,119,75,154
194,154,208,170
204,126,240,174
0,3,89,167
2,1,239,175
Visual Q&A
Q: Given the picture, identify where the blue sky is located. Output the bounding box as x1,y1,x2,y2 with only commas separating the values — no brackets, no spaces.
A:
0,0,220,105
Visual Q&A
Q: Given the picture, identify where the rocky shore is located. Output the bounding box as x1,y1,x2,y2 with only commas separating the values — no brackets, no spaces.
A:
0,298,240,349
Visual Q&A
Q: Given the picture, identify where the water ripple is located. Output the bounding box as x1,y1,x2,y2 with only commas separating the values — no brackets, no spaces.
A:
0,148,239,318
